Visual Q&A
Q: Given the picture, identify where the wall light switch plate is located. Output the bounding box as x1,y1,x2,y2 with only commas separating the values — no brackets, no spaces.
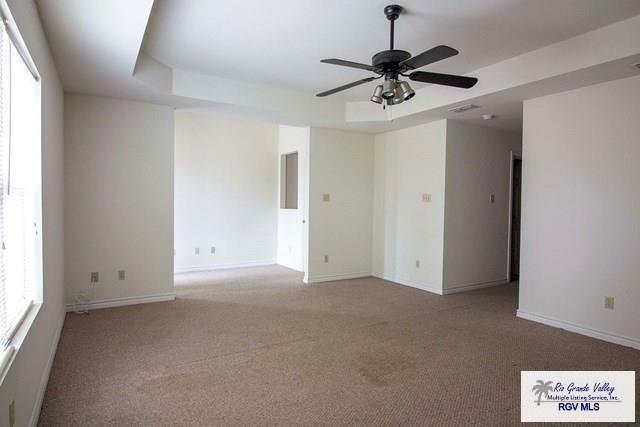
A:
118,270,125,280
210,246,216,254
604,296,614,310
323,255,329,263
322,193,330,202
490,194,496,203
415,259,421,268
195,247,200,255
90,272,99,283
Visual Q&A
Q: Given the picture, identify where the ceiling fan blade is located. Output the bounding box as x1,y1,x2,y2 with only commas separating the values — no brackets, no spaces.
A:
320,58,377,72
316,77,378,97
401,45,459,70
409,71,478,89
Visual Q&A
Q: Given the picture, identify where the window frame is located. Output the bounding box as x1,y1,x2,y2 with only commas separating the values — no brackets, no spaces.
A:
0,0,43,384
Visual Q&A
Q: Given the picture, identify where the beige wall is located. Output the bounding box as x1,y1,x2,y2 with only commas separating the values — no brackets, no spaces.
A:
65,94,174,306
518,75,640,349
444,121,521,291
372,119,520,295
174,111,279,272
307,127,373,282
0,0,65,425
372,120,447,293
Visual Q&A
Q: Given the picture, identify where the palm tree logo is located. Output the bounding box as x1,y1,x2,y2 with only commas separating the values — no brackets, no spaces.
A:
532,380,554,405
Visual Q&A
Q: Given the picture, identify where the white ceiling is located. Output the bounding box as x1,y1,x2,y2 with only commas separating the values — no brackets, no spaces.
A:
144,0,640,101
35,0,640,132
36,0,150,96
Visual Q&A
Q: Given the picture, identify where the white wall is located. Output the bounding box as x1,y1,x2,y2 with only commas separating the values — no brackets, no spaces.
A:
277,125,309,273
0,0,64,425
307,128,373,282
65,94,174,307
518,75,640,349
443,121,521,292
174,112,278,272
372,121,447,293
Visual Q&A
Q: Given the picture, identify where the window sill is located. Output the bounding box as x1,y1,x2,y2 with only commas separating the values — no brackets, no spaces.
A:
0,301,42,385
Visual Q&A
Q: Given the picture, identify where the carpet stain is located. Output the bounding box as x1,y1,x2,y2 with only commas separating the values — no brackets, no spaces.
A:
357,352,413,386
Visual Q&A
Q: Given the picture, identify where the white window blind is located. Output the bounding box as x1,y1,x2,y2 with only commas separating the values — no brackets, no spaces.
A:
0,17,40,357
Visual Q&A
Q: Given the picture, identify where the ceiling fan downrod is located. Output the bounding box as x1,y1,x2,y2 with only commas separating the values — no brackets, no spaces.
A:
384,4,402,50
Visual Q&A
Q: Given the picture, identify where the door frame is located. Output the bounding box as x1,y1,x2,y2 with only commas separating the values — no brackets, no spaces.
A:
506,151,522,281
277,144,309,278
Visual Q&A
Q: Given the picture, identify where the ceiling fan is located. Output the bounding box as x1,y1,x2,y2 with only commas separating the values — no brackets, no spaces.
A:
316,4,478,106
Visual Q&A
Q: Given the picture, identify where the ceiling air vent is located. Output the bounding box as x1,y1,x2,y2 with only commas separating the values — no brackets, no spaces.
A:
448,104,479,113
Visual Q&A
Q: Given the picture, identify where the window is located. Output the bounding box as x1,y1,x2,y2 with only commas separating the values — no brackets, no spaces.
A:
0,9,41,373
280,152,298,209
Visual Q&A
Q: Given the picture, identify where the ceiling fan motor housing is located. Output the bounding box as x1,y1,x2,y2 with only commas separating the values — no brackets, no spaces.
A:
372,50,411,72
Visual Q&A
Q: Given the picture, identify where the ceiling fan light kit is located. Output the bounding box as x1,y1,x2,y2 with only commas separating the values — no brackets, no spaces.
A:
390,87,404,105
317,4,478,107
370,85,384,104
397,81,415,101
382,78,397,99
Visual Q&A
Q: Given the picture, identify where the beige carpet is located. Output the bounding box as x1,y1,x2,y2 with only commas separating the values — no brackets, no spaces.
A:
39,266,639,425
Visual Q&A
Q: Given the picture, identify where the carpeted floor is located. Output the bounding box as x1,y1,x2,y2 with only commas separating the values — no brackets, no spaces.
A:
39,265,639,425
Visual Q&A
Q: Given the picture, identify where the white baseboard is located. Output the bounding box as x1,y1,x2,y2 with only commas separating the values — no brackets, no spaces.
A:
29,311,65,427
65,293,175,312
306,272,371,283
442,278,509,295
372,274,443,295
517,309,640,350
174,260,276,274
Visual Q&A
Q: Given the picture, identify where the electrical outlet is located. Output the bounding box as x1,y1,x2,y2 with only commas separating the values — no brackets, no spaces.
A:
118,270,125,280
323,255,329,263
90,272,99,283
210,246,216,254
322,193,330,202
490,194,496,203
415,259,421,268
9,400,15,427
422,193,432,203
604,296,614,310
195,247,200,255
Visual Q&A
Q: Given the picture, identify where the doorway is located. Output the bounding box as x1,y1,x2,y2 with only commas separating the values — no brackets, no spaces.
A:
509,156,522,280
277,148,307,274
